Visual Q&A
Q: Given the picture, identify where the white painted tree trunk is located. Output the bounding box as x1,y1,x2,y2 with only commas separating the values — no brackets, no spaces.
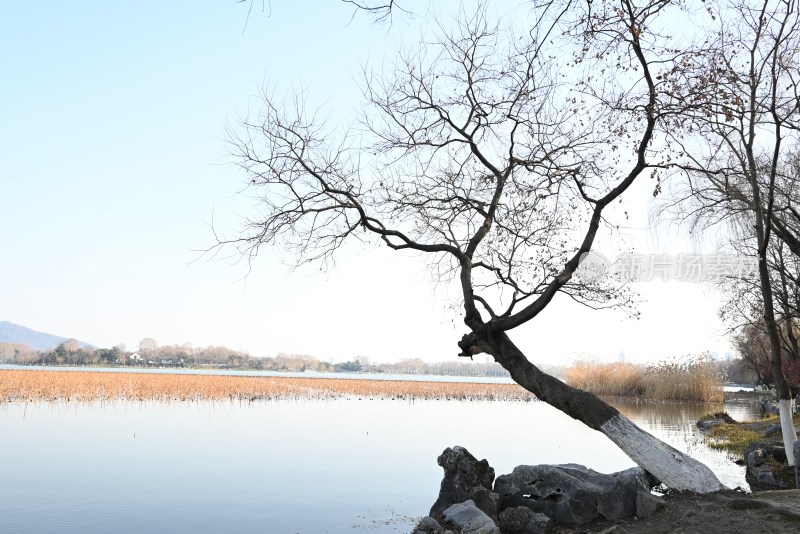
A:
485,333,727,494
779,399,797,466
601,413,725,493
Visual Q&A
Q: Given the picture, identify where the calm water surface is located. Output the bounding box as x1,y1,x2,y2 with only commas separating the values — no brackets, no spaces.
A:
0,387,760,533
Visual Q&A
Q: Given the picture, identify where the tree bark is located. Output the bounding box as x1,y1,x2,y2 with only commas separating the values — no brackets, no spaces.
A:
460,330,725,493
758,257,797,465
745,145,798,466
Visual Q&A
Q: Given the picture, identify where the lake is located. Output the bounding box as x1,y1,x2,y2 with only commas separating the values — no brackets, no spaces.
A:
0,377,761,533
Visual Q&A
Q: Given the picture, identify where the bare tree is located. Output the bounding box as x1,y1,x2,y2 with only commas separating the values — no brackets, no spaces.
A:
662,0,800,462
721,237,800,393
221,1,725,492
138,337,158,360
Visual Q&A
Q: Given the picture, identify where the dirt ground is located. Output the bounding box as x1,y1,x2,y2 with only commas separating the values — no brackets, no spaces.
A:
549,489,800,533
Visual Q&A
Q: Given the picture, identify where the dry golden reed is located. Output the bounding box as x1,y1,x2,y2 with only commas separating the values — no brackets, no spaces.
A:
565,362,644,397
0,369,535,403
565,356,724,403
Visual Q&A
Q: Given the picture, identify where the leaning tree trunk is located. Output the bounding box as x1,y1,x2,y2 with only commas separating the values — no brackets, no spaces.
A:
461,331,725,493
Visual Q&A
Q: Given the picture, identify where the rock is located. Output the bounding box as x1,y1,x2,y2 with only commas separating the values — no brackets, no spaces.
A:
635,490,665,518
696,419,724,430
498,506,553,534
745,442,792,491
470,487,500,521
412,516,442,534
494,464,656,526
795,441,800,489
430,446,498,521
696,412,736,431
761,399,780,417
442,500,500,534
613,466,659,492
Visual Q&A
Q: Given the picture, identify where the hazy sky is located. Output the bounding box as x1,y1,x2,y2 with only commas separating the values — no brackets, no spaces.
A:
0,1,735,364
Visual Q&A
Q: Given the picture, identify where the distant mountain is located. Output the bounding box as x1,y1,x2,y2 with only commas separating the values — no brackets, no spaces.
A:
0,321,94,351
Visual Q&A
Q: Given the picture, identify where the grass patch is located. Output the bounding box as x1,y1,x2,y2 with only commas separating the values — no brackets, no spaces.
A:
703,413,800,458
706,423,763,458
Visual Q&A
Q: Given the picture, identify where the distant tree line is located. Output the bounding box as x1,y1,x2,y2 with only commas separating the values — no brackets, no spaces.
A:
2,337,767,385
0,338,520,377
0,342,36,362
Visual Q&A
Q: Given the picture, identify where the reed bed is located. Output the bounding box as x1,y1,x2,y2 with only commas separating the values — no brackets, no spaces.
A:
565,356,724,403
565,362,644,397
0,369,535,403
641,357,723,403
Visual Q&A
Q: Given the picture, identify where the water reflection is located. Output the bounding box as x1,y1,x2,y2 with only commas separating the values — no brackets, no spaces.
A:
612,400,759,491
0,397,756,533
615,399,761,429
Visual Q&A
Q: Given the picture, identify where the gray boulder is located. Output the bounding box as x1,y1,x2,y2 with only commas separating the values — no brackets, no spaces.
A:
795,441,800,489
430,446,498,521
617,468,664,518
635,490,665,519
761,399,780,417
696,412,736,431
412,516,442,534
745,442,792,491
498,506,552,534
442,500,500,534
494,464,656,525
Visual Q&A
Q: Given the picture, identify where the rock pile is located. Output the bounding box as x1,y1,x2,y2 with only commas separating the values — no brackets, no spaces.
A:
694,410,799,491
413,446,663,534
744,442,793,491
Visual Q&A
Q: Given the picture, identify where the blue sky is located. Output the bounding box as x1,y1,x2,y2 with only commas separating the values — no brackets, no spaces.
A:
0,1,733,363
